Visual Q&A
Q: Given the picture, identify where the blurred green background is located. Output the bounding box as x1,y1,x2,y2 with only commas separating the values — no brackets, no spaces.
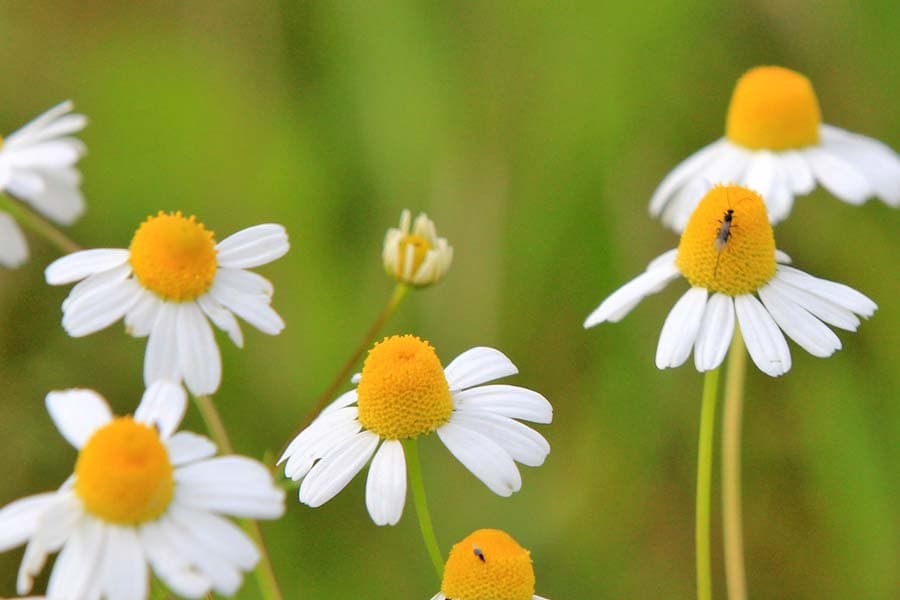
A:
1,1,898,598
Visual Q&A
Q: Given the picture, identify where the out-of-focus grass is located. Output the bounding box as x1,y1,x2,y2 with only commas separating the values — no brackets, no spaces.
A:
0,1,897,598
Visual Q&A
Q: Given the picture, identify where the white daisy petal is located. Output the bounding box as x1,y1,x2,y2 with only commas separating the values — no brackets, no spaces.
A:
758,283,842,358
167,505,259,571
693,293,735,372
743,150,777,204
805,146,871,205
18,166,85,225
214,268,274,296
655,287,708,369
437,422,522,497
768,276,859,331
62,263,132,312
210,277,285,335
9,113,87,146
774,249,792,264
144,303,182,387
44,249,130,284
365,440,407,526
450,410,550,467
124,291,163,338
61,278,142,337
452,385,552,424
46,515,105,600
0,493,57,552
45,389,112,449
166,431,217,466
0,211,28,268
138,522,211,598
734,294,791,377
5,101,78,145
781,150,815,195
215,224,289,269
175,302,221,396
443,347,518,390
320,389,359,416
280,407,361,479
151,515,242,596
175,456,286,519
100,526,147,600
584,252,680,327
5,140,85,169
821,124,900,205
649,140,725,216
774,265,877,317
17,492,82,595
197,293,244,348
134,380,187,438
298,431,380,508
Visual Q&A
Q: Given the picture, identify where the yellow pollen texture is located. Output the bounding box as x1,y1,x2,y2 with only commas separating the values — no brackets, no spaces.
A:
75,417,174,524
397,234,432,278
725,65,821,150
676,185,776,296
441,529,536,600
356,335,453,439
129,211,218,301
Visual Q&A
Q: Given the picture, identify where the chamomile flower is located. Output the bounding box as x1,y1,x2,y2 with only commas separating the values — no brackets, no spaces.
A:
0,381,285,600
44,212,289,396
279,335,552,526
586,184,876,377
430,529,549,600
0,101,87,268
649,66,900,231
383,209,453,287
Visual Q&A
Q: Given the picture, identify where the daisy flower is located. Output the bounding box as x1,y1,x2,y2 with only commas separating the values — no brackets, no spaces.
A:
0,381,285,600
0,101,87,268
586,184,876,377
382,209,453,287
44,212,289,396
649,66,900,231
279,334,552,526
430,528,549,600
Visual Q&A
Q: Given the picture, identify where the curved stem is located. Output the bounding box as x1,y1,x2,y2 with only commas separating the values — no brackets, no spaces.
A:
194,395,284,600
696,368,720,600
0,191,81,254
402,438,444,581
722,329,748,600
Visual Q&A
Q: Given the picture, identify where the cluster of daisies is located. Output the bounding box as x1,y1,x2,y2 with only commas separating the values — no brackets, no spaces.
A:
0,63,896,600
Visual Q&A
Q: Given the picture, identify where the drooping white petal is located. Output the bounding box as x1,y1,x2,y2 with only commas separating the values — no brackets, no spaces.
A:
437,421,521,496
320,389,359,416
166,504,259,571
452,385,552,424
820,124,900,206
45,515,105,600
15,166,85,225
365,440,407,526
175,302,221,396
0,211,28,268
144,302,182,387
209,276,284,335
655,287,708,369
215,224,289,269
138,521,211,598
280,406,361,480
45,249,130,284
694,293,735,372
734,294,791,376
774,265,877,318
449,410,550,467
7,113,87,147
62,262,132,312
781,150,816,195
134,380,187,438
805,146,871,205
17,492,82,595
4,101,79,146
213,268,274,296
443,347,518,390
197,293,244,348
649,139,725,216
298,431,380,508
61,278,142,337
46,389,112,449
100,525,147,600
166,431,217,466
758,283,841,358
0,493,57,552
584,251,680,327
124,291,163,338
767,276,860,331
174,456,285,519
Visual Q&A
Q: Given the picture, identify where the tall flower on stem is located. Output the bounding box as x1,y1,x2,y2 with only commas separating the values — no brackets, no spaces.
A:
44,212,289,396
649,66,900,230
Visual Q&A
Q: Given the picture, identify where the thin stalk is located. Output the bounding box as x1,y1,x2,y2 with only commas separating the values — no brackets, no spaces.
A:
0,191,81,254
722,329,748,600
696,368,720,600
402,438,444,581
193,395,284,600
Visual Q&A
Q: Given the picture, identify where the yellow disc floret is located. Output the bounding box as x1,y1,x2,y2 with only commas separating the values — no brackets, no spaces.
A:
726,65,821,150
129,211,218,301
75,416,174,524
397,234,432,280
441,529,536,600
356,335,453,439
676,185,776,296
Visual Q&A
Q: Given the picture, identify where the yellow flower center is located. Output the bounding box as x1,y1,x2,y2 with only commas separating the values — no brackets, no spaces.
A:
356,335,453,439
397,234,432,278
129,211,218,301
725,65,821,150
441,529,536,600
75,417,174,524
676,185,776,296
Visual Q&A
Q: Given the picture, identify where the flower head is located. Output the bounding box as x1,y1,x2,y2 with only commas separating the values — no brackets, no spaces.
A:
430,529,549,600
45,212,289,395
382,209,453,287
650,66,900,230
587,184,877,376
279,335,552,525
0,101,87,268
0,381,285,600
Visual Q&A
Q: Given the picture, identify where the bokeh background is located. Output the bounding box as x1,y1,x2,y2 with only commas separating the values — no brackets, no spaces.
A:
1,1,898,598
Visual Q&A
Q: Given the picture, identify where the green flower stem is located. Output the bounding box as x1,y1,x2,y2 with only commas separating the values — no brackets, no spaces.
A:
194,395,284,600
722,329,748,600
0,191,81,254
696,367,720,600
402,437,444,582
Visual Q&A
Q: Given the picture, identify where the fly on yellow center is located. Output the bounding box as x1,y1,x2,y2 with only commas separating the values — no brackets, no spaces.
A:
725,65,821,150
129,211,218,301
356,335,453,440
441,529,536,600
676,185,776,296
397,234,432,279
75,416,174,524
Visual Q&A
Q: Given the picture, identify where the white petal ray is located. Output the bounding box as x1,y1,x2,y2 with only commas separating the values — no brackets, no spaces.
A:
584,253,680,327
5,101,78,145
781,150,816,195
693,293,735,372
437,422,521,496
176,302,221,396
213,268,274,296
320,389,359,416
46,389,112,449
820,124,900,205
209,277,284,335
774,266,877,317
12,165,84,226
280,407,361,480
805,146,871,205
298,431,380,508
768,276,859,331
46,515,105,600
649,139,725,216
197,293,244,348
150,515,242,596
125,292,163,338
5,140,85,169
166,431,217,466
0,493,57,552
167,504,259,571
62,278,142,337
100,525,147,600
443,347,518,390
175,457,285,519
45,249,130,284
0,211,28,268
62,263,132,312
450,410,550,467
144,302,182,387
452,385,552,424
8,113,86,146
734,294,791,376
215,224,289,269
758,283,841,358
134,380,187,438
17,492,82,595
655,287,708,369
138,522,211,598
774,249,792,264
365,440,407,526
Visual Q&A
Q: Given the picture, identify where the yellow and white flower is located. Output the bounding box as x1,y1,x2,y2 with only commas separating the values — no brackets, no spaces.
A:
0,381,285,600
279,335,552,525
587,184,876,377
382,209,453,287
0,101,87,268
430,529,549,600
45,212,289,396
649,66,900,231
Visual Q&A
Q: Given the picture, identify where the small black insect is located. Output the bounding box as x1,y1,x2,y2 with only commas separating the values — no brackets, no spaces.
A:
473,545,485,562
713,208,735,278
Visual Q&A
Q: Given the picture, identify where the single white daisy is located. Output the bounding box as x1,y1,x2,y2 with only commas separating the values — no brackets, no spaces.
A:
587,184,876,377
0,381,285,600
649,66,900,231
429,528,549,600
0,101,87,268
44,211,289,396
279,334,552,526
382,209,453,287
